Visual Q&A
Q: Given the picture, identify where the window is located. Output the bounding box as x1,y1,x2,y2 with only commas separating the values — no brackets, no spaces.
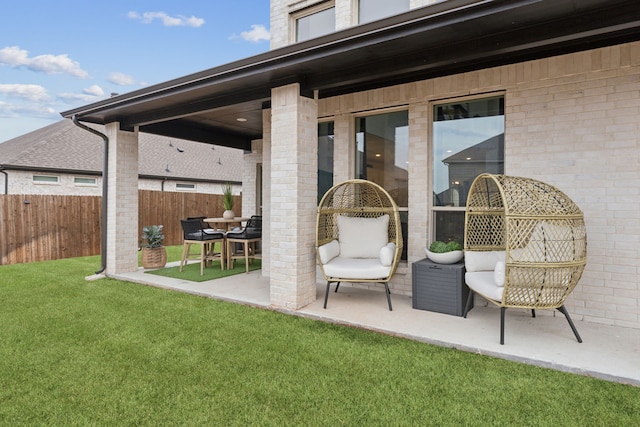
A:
359,0,410,24
74,177,97,186
432,95,505,244
318,121,334,203
33,175,59,184
295,4,335,42
176,183,196,191
355,110,408,259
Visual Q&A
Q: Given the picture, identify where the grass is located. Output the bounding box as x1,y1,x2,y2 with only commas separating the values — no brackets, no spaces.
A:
1,257,639,425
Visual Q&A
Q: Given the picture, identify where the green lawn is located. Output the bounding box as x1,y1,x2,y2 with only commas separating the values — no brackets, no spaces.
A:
1,256,638,426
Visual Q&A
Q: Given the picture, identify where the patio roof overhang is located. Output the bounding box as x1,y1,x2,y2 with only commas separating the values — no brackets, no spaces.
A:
61,0,640,151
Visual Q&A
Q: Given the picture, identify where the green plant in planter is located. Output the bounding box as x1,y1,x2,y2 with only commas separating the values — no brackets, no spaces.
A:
141,225,165,248
222,182,235,219
141,225,166,269
429,240,462,253
222,182,234,211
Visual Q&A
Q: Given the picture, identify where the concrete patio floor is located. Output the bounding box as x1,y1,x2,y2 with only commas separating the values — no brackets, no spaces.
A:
111,262,640,387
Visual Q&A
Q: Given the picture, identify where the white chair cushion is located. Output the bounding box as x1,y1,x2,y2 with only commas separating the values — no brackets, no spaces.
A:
465,250,506,272
318,240,340,265
322,257,392,280
379,243,396,266
337,214,389,258
465,272,504,301
494,261,506,286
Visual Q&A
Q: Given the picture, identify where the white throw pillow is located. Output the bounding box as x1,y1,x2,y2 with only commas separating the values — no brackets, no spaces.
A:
337,214,389,258
494,261,506,286
379,243,396,266
318,240,340,265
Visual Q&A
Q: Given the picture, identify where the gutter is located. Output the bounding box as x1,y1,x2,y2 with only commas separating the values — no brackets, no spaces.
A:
71,116,109,276
0,167,7,194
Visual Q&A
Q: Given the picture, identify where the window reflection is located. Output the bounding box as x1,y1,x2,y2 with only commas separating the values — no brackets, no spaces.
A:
296,7,335,42
433,97,504,207
355,110,408,259
432,96,504,245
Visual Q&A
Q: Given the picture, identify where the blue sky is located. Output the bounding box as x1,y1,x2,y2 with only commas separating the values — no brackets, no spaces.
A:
0,1,271,143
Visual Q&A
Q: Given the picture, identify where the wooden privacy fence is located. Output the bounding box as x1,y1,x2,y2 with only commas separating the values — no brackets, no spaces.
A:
0,190,241,265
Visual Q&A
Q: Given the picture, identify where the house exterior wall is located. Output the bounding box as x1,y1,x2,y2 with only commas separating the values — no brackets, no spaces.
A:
313,41,640,329
242,139,263,217
266,1,639,328
0,170,237,196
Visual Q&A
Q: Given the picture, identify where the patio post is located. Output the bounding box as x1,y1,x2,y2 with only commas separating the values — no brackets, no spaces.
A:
104,122,139,275
269,83,318,309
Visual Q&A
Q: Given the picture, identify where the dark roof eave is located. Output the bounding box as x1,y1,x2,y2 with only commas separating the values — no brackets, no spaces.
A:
60,0,640,136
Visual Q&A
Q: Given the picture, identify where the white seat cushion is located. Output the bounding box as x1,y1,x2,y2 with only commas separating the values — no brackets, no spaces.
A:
465,271,504,301
322,257,391,280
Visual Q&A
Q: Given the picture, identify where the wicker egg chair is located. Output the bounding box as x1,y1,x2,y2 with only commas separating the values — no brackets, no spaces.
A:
316,179,403,310
463,173,587,344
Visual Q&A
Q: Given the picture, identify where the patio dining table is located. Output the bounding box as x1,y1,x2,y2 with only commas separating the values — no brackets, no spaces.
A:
204,217,249,232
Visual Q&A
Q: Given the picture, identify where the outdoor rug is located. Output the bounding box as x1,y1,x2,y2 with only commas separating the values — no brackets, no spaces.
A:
145,260,261,282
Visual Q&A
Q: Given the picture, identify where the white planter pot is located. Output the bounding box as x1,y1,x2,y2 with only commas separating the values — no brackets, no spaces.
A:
425,249,464,264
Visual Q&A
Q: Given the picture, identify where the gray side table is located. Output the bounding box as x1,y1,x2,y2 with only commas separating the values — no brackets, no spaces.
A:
412,258,471,316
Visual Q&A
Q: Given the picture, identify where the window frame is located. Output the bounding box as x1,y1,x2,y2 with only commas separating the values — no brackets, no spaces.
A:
176,182,196,192
74,176,98,186
429,92,506,246
291,1,336,43
33,174,60,185
353,107,410,261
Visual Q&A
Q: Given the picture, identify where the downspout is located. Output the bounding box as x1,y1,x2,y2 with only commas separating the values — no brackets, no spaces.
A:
71,116,109,275
0,167,7,194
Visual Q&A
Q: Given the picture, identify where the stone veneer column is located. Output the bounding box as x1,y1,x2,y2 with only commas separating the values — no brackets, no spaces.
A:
269,83,318,309
104,122,139,274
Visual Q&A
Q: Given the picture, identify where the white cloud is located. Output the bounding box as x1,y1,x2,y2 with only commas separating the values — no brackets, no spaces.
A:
128,11,204,28
0,84,50,102
0,46,89,79
239,24,270,42
107,72,136,86
83,85,104,97
58,92,101,104
0,101,57,119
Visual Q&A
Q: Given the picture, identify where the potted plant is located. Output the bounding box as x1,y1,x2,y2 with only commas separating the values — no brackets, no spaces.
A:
222,182,235,219
425,240,464,264
140,225,167,269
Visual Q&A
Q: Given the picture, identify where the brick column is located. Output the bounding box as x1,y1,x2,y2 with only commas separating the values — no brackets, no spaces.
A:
104,122,139,274
262,109,272,277
269,83,318,309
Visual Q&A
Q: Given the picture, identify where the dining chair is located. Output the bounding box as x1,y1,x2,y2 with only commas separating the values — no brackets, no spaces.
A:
225,215,262,273
180,218,226,275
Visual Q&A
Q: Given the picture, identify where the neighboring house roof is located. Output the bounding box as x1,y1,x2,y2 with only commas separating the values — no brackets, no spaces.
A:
443,134,504,165
0,119,243,183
